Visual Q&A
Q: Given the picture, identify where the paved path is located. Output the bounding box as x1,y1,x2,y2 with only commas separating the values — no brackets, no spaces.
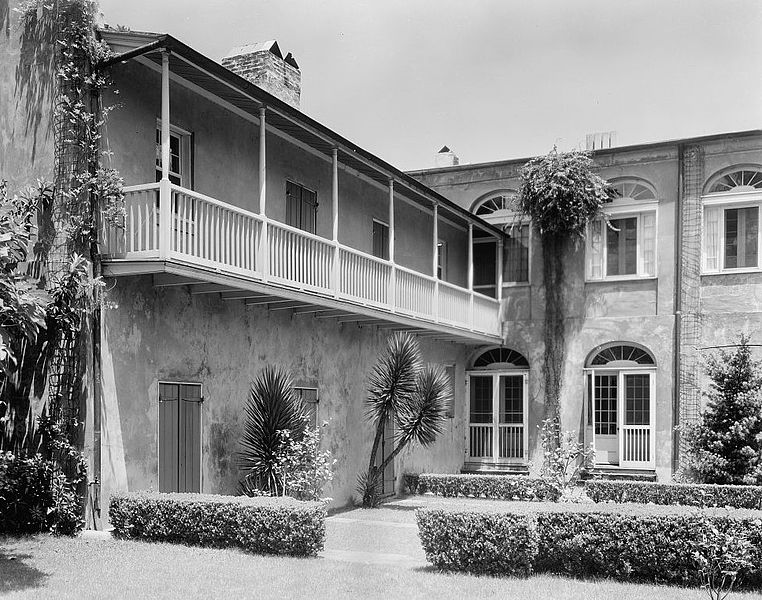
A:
320,497,429,568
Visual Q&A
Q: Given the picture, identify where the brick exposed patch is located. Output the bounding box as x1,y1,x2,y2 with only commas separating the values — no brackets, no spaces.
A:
222,49,301,110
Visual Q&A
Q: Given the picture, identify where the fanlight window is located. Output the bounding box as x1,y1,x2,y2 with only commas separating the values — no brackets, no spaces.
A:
609,181,656,201
707,169,762,194
588,344,654,367
474,193,518,216
473,347,529,369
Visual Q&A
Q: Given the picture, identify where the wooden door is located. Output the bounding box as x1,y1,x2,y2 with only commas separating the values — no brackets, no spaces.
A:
159,383,202,493
593,373,619,465
374,414,395,495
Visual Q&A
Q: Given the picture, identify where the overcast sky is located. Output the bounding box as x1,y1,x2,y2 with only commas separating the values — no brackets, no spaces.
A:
98,0,762,171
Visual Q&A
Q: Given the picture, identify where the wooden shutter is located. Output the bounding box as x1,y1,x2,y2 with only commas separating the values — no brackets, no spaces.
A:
158,383,179,492
640,212,656,276
179,384,202,493
704,206,721,272
588,219,603,279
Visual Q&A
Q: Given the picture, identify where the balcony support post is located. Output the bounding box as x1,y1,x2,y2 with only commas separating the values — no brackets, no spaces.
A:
388,178,395,311
468,223,474,329
332,148,340,297
497,237,504,302
432,202,439,320
158,51,171,260
258,106,269,281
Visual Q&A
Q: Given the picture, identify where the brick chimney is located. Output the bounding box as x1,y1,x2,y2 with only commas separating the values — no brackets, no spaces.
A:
221,41,301,110
435,146,459,168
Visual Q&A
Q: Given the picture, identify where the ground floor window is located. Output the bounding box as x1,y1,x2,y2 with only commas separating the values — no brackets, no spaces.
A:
585,343,655,469
467,347,528,464
158,382,203,492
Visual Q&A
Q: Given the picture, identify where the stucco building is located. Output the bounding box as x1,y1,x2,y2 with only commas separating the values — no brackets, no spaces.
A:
2,15,761,527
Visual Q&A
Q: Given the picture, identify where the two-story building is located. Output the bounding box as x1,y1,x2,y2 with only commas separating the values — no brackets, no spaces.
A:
410,132,762,481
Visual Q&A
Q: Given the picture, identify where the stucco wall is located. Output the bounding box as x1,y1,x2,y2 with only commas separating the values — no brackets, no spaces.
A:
99,274,470,510
103,61,468,285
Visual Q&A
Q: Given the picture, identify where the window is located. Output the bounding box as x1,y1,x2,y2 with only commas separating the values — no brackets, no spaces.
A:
473,239,497,297
155,123,191,187
587,179,657,280
437,240,447,280
372,220,389,260
294,387,319,428
286,181,318,234
503,222,530,283
158,382,203,493
703,168,762,273
473,192,518,219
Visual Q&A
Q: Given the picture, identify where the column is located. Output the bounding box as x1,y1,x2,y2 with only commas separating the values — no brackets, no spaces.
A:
159,51,171,259
497,237,504,301
331,148,339,296
468,223,474,328
432,202,439,320
258,106,269,280
388,179,395,310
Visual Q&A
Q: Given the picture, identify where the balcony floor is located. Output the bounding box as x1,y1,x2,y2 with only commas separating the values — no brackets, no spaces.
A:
103,258,503,345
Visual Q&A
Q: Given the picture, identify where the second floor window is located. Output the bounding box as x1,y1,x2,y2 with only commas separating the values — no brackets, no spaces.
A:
503,222,530,283
155,124,191,187
586,179,657,281
286,181,318,234
372,220,389,260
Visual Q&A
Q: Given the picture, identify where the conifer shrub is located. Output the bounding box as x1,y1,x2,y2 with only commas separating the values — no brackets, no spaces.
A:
683,336,762,485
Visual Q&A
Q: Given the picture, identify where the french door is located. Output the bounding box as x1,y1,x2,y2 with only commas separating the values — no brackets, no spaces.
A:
467,371,528,464
590,370,655,469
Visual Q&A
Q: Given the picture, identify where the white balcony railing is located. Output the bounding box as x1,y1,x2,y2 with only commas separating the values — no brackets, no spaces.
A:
102,183,501,337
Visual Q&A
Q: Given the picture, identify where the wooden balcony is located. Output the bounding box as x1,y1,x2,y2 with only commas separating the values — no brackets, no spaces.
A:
101,183,502,343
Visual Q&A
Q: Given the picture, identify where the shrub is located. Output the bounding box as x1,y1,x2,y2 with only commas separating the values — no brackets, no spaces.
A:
693,522,754,600
0,451,83,535
682,335,762,485
274,423,335,502
586,479,762,509
415,501,762,589
412,473,560,502
539,418,594,495
109,492,326,557
416,508,537,576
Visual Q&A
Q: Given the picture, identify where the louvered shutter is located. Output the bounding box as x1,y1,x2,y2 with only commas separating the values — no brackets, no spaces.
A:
704,207,721,272
588,219,603,279
640,212,656,276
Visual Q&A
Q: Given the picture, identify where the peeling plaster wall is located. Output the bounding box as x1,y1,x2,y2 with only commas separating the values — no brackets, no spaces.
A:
100,274,469,510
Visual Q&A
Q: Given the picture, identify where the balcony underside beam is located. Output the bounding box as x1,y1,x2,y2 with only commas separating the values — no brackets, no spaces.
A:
105,260,500,345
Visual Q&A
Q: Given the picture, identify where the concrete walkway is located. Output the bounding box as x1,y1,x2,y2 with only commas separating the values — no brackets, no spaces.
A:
320,497,429,568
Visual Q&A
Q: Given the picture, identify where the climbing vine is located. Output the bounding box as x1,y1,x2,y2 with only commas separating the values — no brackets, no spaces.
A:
517,149,609,441
0,0,124,529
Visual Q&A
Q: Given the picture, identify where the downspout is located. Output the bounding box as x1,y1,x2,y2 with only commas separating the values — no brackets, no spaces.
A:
672,145,684,475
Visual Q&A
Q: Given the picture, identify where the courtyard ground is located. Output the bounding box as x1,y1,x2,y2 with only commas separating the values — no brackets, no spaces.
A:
1,496,759,599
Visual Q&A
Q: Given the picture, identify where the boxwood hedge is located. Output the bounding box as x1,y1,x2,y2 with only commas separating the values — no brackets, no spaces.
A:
416,501,762,588
109,492,326,556
585,479,762,509
406,473,560,502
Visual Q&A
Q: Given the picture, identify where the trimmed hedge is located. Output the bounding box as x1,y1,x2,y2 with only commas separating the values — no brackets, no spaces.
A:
406,473,560,502
109,492,326,556
416,501,762,588
416,509,537,576
586,479,762,509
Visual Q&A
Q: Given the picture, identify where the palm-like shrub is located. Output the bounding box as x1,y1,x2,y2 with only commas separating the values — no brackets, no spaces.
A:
359,333,450,507
239,366,306,495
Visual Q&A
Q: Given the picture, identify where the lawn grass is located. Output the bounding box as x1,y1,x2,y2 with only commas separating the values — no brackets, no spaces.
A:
2,534,760,600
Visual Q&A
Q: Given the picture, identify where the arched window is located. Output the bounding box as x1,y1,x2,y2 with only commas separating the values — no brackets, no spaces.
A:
702,166,762,273
467,347,528,467
587,178,658,281
473,192,518,218
472,347,529,369
584,342,655,470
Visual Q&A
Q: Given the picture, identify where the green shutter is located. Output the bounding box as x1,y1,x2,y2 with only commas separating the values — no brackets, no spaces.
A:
158,383,179,492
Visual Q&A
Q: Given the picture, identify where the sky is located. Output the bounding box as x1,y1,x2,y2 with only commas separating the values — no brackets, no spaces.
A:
97,0,762,171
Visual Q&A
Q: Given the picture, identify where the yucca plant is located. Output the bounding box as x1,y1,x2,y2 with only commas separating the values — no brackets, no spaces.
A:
358,333,450,507
238,366,306,496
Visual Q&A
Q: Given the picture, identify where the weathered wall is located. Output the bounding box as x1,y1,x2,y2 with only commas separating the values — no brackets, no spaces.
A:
100,274,470,511
103,61,468,285
0,1,55,188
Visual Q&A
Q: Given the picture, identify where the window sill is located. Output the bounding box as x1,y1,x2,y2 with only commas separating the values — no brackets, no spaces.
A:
502,281,531,289
585,275,657,284
701,268,762,277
